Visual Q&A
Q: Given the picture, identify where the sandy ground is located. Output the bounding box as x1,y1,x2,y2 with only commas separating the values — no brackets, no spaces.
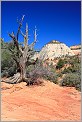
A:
1,79,81,121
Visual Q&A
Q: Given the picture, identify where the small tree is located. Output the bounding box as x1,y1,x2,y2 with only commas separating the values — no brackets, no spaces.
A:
1,15,38,84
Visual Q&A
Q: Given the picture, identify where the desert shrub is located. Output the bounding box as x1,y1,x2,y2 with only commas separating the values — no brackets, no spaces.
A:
43,71,58,84
1,70,9,78
62,62,80,74
60,73,81,91
1,41,17,77
67,56,80,66
1,50,11,70
63,58,68,64
1,65,17,78
62,66,77,74
61,56,81,91
27,60,58,84
56,59,65,69
62,68,71,74
57,72,63,77
7,66,17,77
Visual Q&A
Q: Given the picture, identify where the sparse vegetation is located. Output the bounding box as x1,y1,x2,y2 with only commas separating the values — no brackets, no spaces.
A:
1,39,81,91
60,73,81,91
56,59,65,69
26,60,58,84
1,40,58,85
60,56,81,91
1,40,17,77
48,40,61,44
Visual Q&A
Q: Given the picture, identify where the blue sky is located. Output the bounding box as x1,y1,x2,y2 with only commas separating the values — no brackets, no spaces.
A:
1,1,81,50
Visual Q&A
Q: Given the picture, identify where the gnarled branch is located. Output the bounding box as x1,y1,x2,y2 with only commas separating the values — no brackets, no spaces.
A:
16,15,25,41
29,26,38,50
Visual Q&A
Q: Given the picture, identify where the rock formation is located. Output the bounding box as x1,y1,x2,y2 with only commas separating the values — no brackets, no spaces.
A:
34,40,75,61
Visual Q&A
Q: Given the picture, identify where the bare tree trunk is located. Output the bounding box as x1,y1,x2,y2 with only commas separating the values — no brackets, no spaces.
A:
19,56,27,79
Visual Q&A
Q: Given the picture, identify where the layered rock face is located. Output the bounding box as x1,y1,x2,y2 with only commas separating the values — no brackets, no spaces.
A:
70,45,81,55
38,40,75,60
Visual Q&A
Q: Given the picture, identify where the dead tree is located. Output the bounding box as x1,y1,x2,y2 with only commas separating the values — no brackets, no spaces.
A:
2,15,38,84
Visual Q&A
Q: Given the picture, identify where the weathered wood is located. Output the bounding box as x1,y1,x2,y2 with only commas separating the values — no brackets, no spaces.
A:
1,73,20,84
4,15,38,85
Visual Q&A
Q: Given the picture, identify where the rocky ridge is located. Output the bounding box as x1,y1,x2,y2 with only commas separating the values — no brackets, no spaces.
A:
70,45,81,55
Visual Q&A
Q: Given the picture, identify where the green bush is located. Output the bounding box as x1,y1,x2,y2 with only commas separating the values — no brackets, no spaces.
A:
1,70,9,78
62,68,71,74
1,41,17,77
60,73,81,91
7,66,17,77
69,56,80,64
43,72,58,84
56,59,65,69
62,63,80,74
